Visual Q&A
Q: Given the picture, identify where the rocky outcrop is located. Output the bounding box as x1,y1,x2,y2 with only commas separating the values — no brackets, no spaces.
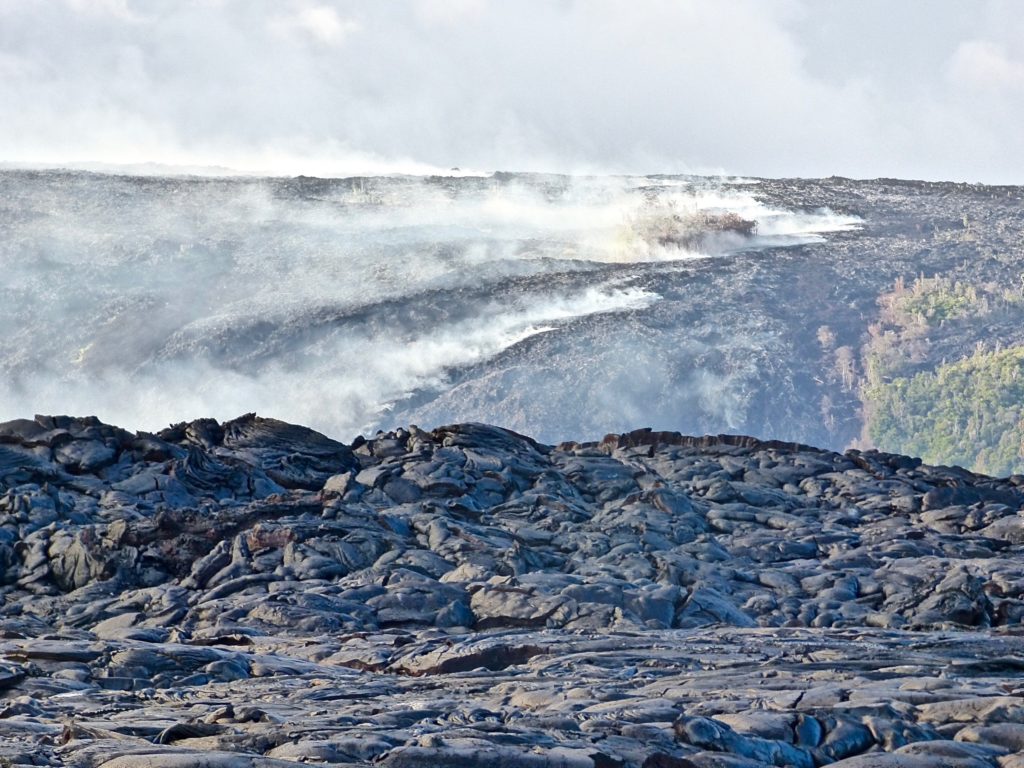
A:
2,414,1024,766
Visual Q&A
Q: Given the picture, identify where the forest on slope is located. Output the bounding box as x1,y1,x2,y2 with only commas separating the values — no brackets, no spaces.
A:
859,275,1024,476
723,177,1024,476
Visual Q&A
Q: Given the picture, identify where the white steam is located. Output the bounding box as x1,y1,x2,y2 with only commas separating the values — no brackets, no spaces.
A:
0,171,855,438
11,285,655,437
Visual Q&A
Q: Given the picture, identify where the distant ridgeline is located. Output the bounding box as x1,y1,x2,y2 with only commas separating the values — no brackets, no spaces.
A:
856,275,1024,477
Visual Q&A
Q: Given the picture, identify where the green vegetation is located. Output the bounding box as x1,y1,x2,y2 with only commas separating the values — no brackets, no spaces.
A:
861,272,1024,394
880,274,1024,329
890,278,982,324
864,345,1024,476
858,274,1024,475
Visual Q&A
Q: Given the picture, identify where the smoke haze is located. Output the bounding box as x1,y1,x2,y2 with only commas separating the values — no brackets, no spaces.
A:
0,171,857,440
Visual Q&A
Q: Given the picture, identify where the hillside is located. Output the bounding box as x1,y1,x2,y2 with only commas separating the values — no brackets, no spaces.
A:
383,175,1024,471
5,172,1024,475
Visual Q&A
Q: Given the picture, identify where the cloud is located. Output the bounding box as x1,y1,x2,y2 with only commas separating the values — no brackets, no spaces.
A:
270,3,361,46
414,0,486,26
64,0,140,22
948,40,1024,92
0,0,1023,181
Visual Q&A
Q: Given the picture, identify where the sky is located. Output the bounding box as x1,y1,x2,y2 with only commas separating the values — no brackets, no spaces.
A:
1,0,1023,182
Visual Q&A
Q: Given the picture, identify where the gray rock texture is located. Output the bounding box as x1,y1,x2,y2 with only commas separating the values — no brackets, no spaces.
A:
2,414,1024,765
